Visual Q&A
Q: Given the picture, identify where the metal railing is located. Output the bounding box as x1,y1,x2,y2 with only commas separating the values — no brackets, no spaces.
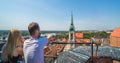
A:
44,42,99,63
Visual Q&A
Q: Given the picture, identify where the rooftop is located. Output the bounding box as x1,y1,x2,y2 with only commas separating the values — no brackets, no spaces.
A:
110,27,120,37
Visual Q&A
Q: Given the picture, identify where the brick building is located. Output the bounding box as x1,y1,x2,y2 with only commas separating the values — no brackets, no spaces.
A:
110,27,120,47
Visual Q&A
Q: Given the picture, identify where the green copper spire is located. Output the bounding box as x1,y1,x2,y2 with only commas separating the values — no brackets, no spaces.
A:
71,12,73,25
69,12,75,31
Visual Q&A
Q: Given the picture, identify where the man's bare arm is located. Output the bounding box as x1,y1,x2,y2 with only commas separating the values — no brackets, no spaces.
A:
46,34,53,45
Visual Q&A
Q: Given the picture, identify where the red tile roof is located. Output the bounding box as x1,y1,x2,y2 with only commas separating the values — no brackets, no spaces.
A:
76,39,81,42
110,27,120,37
62,38,67,42
83,39,90,42
76,39,90,43
75,32,83,38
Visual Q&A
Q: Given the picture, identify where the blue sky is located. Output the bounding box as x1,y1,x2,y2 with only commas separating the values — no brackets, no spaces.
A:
0,0,120,30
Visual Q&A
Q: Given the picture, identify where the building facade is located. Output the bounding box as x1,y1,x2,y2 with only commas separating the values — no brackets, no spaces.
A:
110,27,120,47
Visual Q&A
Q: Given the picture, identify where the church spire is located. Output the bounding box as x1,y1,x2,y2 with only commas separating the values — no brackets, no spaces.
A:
69,12,75,31
71,12,73,25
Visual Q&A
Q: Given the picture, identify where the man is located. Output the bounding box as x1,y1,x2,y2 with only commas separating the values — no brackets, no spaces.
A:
23,22,52,63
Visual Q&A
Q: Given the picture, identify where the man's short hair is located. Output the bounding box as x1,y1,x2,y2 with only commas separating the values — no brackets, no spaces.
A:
28,22,39,35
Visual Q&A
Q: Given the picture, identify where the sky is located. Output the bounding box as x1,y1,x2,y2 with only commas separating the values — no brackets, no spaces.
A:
0,0,120,31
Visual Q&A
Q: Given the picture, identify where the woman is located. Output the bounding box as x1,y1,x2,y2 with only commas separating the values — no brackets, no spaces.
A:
1,29,24,63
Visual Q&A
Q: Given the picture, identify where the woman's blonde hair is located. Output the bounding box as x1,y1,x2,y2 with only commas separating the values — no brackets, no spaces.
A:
2,29,22,61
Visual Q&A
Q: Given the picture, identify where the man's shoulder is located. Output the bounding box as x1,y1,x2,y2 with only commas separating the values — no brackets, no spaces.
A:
38,37,48,41
23,38,39,49
24,38,39,44
24,39,31,43
39,37,48,39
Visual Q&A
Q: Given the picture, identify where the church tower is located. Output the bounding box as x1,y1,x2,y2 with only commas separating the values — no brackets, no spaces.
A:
64,12,76,51
68,12,76,44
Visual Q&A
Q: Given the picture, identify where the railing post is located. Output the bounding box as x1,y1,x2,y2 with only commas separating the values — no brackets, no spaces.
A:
91,42,93,63
75,42,77,48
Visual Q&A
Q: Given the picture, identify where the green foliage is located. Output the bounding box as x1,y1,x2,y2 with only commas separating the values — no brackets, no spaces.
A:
83,33,91,39
83,31,110,39
55,33,68,39
96,31,109,38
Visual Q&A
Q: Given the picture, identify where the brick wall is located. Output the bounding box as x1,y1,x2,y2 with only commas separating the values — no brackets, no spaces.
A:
110,36,120,47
